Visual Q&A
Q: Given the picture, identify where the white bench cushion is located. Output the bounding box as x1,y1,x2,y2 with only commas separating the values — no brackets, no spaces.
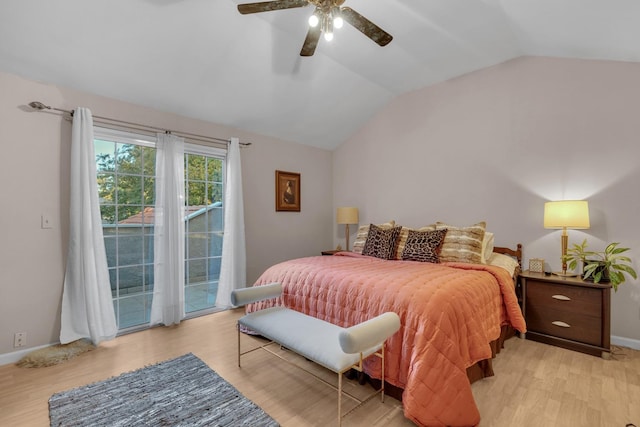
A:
238,307,382,373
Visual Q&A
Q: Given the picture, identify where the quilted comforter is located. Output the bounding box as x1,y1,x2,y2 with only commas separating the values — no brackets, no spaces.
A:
247,252,526,427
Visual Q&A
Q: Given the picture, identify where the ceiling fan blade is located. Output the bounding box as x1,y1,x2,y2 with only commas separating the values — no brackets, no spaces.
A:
300,25,321,56
237,0,309,15
340,7,393,47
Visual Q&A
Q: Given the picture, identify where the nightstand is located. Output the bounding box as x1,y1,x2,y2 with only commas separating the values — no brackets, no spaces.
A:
519,270,611,358
321,250,342,256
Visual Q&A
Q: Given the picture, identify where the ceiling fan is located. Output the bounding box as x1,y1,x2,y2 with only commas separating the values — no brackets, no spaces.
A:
237,0,393,56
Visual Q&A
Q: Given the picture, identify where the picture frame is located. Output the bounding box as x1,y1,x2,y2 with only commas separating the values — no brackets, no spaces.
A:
275,170,300,212
529,258,545,273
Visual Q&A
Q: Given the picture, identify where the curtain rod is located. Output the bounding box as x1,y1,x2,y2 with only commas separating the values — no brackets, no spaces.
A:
27,101,251,147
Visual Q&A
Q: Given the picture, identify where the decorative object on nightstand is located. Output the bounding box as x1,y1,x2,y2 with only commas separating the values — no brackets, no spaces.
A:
544,200,590,276
563,239,637,291
519,270,611,358
336,207,359,251
528,258,545,273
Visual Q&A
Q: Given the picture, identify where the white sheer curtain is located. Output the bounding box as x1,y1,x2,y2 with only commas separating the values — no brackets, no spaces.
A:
60,108,118,345
150,133,185,326
217,137,246,307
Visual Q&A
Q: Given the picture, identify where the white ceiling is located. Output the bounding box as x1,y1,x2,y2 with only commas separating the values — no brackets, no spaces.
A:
1,0,639,150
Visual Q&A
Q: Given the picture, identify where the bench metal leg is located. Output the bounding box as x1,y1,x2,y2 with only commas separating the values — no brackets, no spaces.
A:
381,342,385,403
237,323,389,426
338,372,343,427
237,323,241,368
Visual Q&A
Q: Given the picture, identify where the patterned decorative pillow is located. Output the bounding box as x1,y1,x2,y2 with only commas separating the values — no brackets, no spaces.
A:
362,224,402,260
401,229,448,263
352,220,395,254
436,221,486,264
394,225,436,260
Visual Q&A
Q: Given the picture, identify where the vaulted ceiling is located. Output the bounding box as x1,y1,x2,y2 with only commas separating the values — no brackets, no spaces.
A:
1,0,638,150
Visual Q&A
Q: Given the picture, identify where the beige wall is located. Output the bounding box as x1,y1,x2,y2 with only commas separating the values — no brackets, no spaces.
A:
0,71,332,357
333,56,640,345
4,55,640,357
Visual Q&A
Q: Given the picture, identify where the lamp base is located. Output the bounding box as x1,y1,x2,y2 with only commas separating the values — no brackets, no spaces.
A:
552,271,579,277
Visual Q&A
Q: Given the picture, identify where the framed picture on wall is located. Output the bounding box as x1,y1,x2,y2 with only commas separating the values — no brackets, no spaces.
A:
275,170,301,212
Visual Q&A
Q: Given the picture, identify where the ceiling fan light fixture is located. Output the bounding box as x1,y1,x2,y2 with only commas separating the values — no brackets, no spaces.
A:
236,0,394,57
308,13,319,27
322,12,333,33
331,6,343,29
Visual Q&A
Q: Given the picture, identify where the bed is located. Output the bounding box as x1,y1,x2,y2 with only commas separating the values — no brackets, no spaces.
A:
245,221,526,427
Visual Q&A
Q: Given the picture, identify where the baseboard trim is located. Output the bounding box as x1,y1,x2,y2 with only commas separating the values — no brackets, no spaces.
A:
3,336,638,366
0,343,52,366
611,335,640,350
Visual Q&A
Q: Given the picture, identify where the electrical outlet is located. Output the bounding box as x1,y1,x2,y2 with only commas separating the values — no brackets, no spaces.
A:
14,332,26,348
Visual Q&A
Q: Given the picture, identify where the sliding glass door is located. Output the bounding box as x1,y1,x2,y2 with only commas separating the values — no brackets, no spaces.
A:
94,128,225,331
184,148,225,314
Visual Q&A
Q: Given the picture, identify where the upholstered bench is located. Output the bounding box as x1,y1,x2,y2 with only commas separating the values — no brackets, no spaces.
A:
231,283,400,426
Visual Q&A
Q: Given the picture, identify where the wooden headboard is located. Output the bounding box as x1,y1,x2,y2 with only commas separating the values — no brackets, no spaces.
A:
493,244,523,268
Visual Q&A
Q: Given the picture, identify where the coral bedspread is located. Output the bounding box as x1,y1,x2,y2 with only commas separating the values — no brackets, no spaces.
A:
248,252,526,427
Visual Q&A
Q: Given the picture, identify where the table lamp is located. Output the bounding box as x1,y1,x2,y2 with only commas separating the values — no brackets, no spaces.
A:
337,207,359,251
544,200,590,276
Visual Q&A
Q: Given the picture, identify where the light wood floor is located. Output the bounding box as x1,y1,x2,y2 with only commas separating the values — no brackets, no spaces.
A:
0,308,638,427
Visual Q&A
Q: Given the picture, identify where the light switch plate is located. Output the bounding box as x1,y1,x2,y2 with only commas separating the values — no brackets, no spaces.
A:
41,214,52,229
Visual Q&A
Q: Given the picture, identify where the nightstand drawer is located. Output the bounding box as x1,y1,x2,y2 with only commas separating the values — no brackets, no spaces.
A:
525,281,602,315
525,305,601,345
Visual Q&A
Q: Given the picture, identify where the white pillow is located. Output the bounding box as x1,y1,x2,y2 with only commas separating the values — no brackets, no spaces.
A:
481,232,495,264
487,252,519,277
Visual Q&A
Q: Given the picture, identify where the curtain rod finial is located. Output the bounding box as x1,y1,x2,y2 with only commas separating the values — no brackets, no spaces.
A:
29,101,51,110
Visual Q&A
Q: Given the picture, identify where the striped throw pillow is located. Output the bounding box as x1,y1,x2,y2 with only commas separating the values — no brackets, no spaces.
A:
436,221,486,264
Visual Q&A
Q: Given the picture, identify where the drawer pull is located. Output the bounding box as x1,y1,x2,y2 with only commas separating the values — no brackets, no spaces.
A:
552,294,571,301
551,321,571,328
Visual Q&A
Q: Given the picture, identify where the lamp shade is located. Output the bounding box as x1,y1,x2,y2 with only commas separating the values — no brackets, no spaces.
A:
337,207,359,224
544,200,590,229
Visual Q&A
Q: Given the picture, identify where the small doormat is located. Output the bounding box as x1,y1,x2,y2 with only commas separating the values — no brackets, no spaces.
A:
48,353,279,426
17,339,95,368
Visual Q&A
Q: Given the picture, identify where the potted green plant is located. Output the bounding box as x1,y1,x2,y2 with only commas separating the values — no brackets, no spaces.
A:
563,239,637,291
